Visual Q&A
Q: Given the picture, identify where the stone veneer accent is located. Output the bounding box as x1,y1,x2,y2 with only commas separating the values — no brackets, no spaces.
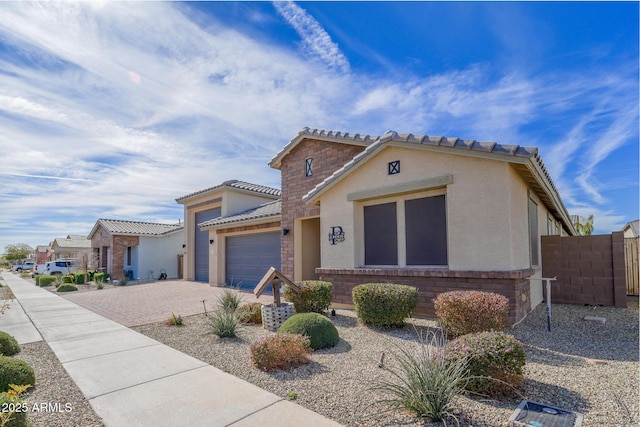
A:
316,268,535,324
280,139,366,278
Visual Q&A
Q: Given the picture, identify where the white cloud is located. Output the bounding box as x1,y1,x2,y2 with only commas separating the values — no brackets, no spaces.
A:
273,1,350,74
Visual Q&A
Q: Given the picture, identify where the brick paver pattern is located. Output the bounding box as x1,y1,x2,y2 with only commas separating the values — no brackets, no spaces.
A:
61,280,274,327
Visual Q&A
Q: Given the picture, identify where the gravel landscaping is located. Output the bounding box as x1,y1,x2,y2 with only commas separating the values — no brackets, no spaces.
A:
131,300,639,427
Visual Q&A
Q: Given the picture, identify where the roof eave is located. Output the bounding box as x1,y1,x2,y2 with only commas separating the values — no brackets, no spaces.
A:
199,214,282,231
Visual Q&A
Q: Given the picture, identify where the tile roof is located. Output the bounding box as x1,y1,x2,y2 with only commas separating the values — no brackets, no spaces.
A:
199,200,281,229
269,127,376,169
53,235,91,249
175,180,281,203
94,219,184,236
296,128,575,235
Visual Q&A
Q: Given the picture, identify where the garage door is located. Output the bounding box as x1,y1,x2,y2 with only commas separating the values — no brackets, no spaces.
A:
195,208,221,282
225,232,281,289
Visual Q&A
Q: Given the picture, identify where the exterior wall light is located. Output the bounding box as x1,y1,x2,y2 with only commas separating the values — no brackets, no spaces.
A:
209,239,214,245
282,228,289,236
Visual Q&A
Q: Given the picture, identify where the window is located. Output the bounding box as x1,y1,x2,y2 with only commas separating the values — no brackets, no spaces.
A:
363,194,448,267
126,246,132,267
305,157,313,177
364,202,398,265
528,198,539,266
405,195,447,265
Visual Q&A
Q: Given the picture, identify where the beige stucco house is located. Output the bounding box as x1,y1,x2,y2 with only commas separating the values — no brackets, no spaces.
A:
50,235,92,264
88,219,184,281
268,128,576,323
176,180,281,286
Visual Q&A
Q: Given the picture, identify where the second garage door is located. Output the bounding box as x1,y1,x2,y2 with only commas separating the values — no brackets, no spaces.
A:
225,232,281,289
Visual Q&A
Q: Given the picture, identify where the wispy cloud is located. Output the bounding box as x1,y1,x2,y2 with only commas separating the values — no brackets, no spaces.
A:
273,1,350,74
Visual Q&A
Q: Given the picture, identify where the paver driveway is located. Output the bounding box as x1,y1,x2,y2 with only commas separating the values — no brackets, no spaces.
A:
60,280,274,327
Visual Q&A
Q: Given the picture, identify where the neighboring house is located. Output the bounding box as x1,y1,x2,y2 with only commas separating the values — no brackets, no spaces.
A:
176,180,281,285
621,220,639,238
267,128,577,323
34,245,51,264
50,235,92,265
88,219,184,281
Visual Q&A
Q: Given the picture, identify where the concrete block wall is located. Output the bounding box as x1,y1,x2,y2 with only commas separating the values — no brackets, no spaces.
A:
541,232,627,307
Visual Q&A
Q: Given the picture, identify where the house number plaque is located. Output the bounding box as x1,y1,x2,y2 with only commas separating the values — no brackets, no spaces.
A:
328,226,345,245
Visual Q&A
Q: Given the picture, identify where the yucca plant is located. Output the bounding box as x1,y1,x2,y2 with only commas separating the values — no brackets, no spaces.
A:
216,288,243,313
372,330,469,424
208,307,242,338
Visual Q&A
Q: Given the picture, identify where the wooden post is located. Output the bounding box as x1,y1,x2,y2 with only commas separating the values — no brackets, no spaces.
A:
273,279,281,305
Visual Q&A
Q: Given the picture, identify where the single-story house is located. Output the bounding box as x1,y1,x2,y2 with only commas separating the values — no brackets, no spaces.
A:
268,128,576,323
175,180,281,285
34,245,51,264
183,128,576,323
50,235,92,264
88,219,184,281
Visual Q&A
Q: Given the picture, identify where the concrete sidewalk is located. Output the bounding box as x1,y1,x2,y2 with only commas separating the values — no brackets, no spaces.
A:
0,272,342,427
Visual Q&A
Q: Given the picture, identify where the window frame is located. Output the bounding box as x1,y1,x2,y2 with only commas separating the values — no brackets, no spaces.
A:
360,189,448,268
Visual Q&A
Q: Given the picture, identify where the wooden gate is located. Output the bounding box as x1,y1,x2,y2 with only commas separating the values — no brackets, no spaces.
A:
625,237,639,296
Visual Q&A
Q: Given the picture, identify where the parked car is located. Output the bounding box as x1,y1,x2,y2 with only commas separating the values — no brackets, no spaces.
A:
45,259,78,276
11,261,35,272
33,264,48,275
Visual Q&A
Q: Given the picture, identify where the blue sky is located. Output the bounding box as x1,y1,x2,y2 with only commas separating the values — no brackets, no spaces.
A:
0,1,638,252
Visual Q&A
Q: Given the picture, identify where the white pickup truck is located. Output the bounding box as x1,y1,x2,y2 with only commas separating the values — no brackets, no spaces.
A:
11,261,35,272
44,259,78,276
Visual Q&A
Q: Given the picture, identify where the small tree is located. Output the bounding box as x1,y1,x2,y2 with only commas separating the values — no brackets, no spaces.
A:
3,244,33,263
574,215,594,236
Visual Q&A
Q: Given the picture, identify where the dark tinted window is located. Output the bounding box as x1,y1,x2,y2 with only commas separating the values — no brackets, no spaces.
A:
405,195,448,265
364,202,398,265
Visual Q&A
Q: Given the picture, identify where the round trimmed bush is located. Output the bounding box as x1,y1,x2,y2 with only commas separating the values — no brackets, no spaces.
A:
235,302,262,324
352,283,418,327
442,331,526,396
61,275,73,284
434,291,509,338
284,281,333,313
56,284,78,293
38,275,56,287
278,312,339,350
0,332,20,356
0,356,35,392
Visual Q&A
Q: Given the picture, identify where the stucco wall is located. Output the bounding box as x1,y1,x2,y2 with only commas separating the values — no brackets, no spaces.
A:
317,146,524,271
138,230,184,280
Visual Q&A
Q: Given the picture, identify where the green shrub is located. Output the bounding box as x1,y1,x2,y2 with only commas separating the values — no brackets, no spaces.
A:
235,302,262,324
278,312,339,350
352,283,418,327
284,281,333,313
0,332,20,356
94,272,109,283
373,331,470,423
442,331,526,396
61,275,73,284
73,272,86,285
165,313,183,326
208,308,241,338
216,288,243,313
56,284,78,293
34,275,40,286
250,334,311,372
434,291,509,338
38,275,56,287
0,357,35,393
